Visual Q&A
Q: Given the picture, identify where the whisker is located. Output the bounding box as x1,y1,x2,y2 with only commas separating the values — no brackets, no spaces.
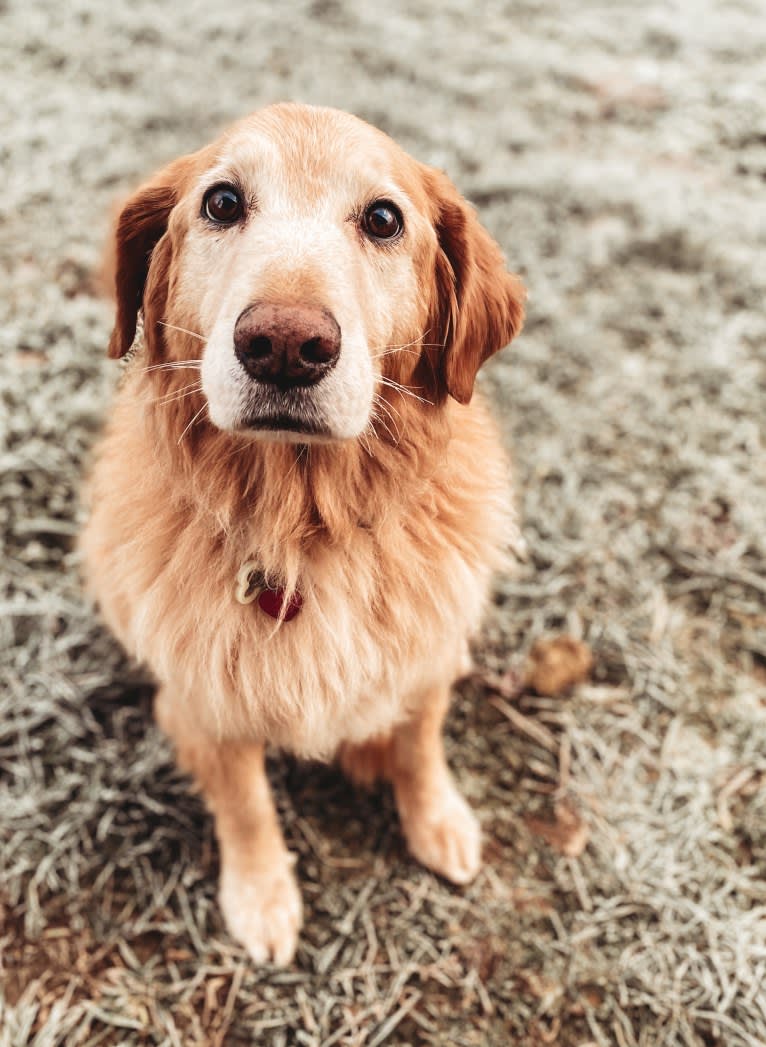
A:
374,393,405,426
370,416,396,448
372,394,403,446
158,321,208,343
377,376,434,406
372,329,431,350
177,403,208,445
141,360,204,373
153,382,204,407
374,347,422,358
372,393,399,438
358,419,380,456
284,443,309,485
374,345,445,358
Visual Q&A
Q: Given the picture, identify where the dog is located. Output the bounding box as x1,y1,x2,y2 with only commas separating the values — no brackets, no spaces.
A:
80,103,525,965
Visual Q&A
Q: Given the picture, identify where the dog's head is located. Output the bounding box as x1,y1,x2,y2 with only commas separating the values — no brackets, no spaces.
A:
108,104,525,441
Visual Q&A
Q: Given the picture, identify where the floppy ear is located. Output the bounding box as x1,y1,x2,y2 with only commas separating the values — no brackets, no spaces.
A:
107,155,196,359
426,169,526,404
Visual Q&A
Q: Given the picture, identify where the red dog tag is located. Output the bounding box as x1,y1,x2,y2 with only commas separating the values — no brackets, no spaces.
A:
257,586,303,621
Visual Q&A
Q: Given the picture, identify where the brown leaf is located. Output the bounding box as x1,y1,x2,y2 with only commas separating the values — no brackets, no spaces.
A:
525,799,589,858
524,636,594,697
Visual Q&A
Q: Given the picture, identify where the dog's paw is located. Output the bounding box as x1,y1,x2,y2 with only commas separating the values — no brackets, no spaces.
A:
219,857,303,966
399,780,482,885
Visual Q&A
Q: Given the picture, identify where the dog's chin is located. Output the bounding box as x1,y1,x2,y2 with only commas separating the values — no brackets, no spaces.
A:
237,414,338,444
212,407,368,444
206,407,366,445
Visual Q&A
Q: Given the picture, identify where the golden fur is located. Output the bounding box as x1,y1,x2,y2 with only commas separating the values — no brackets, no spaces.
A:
81,103,525,964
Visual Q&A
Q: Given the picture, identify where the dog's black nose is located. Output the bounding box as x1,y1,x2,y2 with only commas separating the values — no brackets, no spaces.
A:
233,302,341,388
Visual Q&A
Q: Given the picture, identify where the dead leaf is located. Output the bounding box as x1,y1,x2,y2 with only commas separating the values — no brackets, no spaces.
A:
524,636,594,697
525,799,589,858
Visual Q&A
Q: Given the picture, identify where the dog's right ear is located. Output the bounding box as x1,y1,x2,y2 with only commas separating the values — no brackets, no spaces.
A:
107,154,196,359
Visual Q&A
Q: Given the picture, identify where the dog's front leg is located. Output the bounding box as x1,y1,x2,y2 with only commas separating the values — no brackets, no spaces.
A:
339,685,482,884
156,693,302,965
209,740,302,965
390,683,482,885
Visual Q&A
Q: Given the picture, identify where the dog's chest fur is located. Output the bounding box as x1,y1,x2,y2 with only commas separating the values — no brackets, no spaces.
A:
82,378,512,758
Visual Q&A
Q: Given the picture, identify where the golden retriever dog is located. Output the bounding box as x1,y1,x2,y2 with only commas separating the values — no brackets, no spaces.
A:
81,103,525,965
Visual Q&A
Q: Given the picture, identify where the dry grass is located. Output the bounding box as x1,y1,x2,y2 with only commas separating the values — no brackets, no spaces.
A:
2,0,766,1043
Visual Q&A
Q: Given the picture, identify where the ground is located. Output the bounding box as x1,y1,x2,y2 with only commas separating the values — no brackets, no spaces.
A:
1,1,766,1044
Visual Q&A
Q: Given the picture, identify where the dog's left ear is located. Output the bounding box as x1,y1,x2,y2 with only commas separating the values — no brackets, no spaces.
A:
107,154,196,359
425,168,526,405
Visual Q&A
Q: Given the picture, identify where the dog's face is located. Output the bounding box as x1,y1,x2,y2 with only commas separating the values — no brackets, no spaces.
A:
109,104,525,441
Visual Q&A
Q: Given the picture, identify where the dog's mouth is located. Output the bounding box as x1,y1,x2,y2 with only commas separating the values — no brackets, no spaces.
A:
241,412,330,437
238,387,335,441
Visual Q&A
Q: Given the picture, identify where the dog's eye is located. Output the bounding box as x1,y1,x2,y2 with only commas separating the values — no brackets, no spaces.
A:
203,184,244,224
362,201,403,241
